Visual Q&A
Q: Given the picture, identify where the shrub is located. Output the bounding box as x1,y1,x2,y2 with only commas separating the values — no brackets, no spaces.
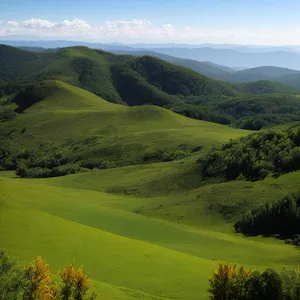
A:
0,250,98,300
208,262,239,299
0,109,16,122
0,250,24,300
23,256,57,300
235,193,300,245
208,262,285,300
201,126,300,182
281,268,300,299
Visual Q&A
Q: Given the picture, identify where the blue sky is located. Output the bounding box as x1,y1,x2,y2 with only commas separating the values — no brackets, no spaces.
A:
1,0,300,44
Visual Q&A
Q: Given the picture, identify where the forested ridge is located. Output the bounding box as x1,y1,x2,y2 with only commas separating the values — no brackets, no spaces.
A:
2,45,300,130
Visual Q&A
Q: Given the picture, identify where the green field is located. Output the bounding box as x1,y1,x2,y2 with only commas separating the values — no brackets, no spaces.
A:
2,168,300,299
2,79,300,299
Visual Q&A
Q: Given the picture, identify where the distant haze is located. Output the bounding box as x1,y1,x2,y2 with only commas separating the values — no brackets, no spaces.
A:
2,40,300,70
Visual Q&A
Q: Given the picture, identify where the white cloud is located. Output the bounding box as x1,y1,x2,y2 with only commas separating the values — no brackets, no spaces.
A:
163,24,173,31
0,18,93,37
0,18,300,45
23,18,54,29
59,19,91,30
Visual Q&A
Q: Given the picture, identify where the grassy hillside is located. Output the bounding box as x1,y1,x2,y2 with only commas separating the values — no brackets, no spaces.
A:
0,76,266,299
2,165,300,299
0,80,247,176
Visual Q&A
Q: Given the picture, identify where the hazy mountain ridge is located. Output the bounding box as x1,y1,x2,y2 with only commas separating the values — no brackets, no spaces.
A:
110,49,300,88
2,44,300,134
2,39,300,69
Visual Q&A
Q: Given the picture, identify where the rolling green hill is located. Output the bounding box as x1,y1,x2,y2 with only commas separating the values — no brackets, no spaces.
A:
3,146,300,299
0,78,251,299
3,170,300,299
0,80,247,175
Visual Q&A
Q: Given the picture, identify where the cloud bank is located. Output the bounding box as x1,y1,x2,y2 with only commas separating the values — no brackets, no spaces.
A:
0,18,299,45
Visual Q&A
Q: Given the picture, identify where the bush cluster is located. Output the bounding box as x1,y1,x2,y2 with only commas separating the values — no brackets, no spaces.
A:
201,127,300,181
235,193,300,246
0,144,81,178
209,262,300,300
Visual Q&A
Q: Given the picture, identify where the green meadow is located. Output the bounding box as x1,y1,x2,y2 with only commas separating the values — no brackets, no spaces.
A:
2,168,300,299
2,79,300,299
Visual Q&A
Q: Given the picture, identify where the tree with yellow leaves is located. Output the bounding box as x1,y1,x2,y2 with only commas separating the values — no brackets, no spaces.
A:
208,262,254,300
23,256,57,300
59,263,91,300
208,262,238,300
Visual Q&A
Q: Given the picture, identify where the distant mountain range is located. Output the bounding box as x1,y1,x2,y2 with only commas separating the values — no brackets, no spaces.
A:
2,40,300,89
1,40,300,69
110,49,300,88
2,44,300,121
3,40,300,52
0,40,134,51
129,43,300,53
148,47,300,70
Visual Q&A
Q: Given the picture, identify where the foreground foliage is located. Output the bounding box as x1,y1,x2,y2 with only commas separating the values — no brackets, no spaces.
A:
0,250,97,300
209,262,300,300
0,250,24,300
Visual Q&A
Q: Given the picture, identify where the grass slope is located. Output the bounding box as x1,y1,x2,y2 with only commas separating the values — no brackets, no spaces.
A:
0,80,247,170
2,172,300,299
